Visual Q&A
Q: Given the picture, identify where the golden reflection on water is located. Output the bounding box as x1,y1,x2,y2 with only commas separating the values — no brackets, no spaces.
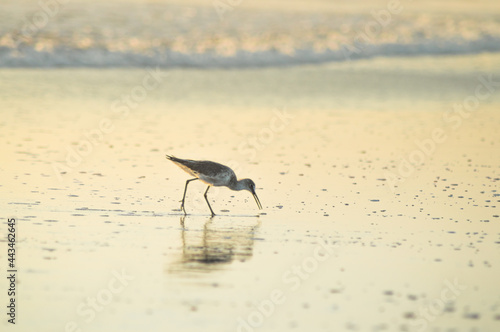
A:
168,216,261,275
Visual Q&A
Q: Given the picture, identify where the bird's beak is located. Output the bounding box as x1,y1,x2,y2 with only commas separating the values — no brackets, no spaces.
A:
252,190,262,210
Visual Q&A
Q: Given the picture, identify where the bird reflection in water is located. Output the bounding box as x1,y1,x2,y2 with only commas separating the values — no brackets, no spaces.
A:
168,216,261,275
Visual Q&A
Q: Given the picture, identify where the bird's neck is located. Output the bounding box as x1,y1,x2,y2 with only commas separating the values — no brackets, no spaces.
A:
229,179,246,191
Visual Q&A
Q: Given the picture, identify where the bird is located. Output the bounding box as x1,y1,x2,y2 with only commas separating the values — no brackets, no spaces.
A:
166,155,262,216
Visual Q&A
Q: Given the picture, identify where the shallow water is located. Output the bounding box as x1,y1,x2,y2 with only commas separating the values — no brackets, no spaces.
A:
1,54,500,331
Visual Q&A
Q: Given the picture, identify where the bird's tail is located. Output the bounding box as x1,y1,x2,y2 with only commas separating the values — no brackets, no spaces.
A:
166,155,184,163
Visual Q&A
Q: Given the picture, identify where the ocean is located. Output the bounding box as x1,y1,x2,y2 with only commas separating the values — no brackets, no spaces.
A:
1,0,500,68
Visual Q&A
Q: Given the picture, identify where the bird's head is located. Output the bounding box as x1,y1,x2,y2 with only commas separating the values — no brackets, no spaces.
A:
241,178,262,210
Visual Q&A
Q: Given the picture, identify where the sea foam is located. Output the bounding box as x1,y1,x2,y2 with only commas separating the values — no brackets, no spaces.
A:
1,1,499,68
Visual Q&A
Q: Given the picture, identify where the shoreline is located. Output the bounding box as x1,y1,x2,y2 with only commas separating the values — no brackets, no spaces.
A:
1,53,499,331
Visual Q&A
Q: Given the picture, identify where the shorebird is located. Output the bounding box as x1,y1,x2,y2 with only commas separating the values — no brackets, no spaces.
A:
166,155,262,216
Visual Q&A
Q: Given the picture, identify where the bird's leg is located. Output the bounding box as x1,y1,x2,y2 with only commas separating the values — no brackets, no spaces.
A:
181,178,198,214
204,185,215,217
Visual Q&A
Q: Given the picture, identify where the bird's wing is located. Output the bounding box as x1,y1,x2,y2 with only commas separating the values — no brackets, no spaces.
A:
183,160,233,178
168,156,236,182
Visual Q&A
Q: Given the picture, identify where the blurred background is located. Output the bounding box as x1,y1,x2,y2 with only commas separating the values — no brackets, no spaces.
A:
1,0,500,68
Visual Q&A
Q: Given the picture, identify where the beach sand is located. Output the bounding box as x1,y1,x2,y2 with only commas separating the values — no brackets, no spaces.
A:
1,54,500,331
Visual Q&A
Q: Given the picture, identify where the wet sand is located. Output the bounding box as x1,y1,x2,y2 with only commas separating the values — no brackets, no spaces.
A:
1,54,500,331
